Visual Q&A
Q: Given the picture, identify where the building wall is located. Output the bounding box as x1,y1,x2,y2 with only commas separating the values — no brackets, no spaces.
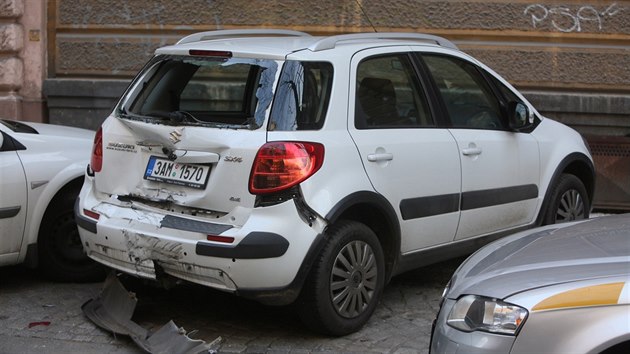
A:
0,0,46,122
44,0,630,134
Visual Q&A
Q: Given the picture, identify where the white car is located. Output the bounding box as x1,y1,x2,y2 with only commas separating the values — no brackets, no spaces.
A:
76,30,595,335
431,214,630,354
0,119,103,281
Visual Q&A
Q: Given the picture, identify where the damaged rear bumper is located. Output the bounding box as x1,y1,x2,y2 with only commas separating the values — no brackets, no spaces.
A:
76,184,325,303
83,273,221,354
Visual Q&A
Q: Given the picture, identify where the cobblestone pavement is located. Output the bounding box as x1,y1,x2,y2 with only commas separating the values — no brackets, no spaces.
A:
0,258,463,354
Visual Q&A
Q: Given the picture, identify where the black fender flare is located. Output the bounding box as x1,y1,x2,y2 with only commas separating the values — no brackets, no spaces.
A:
536,152,595,225
325,191,402,280
238,191,401,305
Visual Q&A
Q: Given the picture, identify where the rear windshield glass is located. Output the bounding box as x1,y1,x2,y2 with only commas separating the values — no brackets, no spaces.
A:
118,55,278,130
269,61,333,131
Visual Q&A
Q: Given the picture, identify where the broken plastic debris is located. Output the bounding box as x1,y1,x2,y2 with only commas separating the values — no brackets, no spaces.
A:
28,321,51,328
82,273,221,354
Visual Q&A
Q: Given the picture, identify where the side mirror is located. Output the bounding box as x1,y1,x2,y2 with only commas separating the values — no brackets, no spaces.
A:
0,132,5,150
508,101,532,131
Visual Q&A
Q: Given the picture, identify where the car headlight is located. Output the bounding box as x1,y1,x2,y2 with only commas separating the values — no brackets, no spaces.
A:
447,295,528,335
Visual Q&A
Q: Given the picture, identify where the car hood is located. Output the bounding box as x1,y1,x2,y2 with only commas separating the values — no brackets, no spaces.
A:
446,214,630,300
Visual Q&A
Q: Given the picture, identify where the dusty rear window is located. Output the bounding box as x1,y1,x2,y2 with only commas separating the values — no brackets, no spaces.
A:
119,55,278,129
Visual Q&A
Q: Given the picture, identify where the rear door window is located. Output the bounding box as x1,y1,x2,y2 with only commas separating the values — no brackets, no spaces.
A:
355,54,433,129
269,61,333,131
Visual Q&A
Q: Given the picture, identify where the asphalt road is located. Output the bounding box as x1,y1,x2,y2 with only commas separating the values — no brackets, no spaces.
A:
0,258,463,353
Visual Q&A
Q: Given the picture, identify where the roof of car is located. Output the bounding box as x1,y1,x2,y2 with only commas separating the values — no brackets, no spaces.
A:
155,30,458,60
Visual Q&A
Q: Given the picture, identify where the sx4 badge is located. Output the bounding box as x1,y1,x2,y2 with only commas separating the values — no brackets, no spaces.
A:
224,156,243,163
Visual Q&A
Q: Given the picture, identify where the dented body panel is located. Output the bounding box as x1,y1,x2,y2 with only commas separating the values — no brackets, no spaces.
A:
78,175,323,292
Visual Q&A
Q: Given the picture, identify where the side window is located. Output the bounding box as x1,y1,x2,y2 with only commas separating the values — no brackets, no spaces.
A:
270,61,333,131
355,54,433,129
423,55,503,130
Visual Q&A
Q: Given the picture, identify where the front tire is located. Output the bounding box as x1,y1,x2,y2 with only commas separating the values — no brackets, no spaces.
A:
298,220,385,336
543,173,590,225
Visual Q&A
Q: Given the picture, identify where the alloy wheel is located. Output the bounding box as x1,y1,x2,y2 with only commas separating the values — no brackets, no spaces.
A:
330,240,378,318
556,189,585,222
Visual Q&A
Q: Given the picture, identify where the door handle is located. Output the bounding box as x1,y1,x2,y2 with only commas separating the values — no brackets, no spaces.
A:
462,147,482,156
367,153,393,162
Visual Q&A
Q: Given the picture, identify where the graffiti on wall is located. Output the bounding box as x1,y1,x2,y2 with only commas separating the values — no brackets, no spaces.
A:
524,3,620,32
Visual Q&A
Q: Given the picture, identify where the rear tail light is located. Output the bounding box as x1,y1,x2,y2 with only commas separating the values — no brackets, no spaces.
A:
91,127,103,173
249,142,324,195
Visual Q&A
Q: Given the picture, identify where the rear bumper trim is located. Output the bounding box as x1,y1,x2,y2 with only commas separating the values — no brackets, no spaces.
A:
74,198,97,234
196,232,289,259
161,214,232,235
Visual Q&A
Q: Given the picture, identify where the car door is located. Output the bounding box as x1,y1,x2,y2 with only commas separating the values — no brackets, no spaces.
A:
0,130,27,262
420,53,540,239
348,48,462,253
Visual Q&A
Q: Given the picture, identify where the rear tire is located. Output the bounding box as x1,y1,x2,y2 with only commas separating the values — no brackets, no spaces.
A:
297,220,385,336
38,188,105,282
543,174,590,225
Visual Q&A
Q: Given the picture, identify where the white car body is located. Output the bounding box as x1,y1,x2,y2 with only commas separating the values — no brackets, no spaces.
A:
76,30,595,334
0,119,102,281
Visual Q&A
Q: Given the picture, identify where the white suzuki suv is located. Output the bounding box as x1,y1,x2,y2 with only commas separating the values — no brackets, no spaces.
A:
77,30,594,335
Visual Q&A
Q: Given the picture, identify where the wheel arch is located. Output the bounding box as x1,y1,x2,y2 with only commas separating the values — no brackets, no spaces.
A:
536,152,595,226
22,175,85,267
325,191,401,282
599,339,630,354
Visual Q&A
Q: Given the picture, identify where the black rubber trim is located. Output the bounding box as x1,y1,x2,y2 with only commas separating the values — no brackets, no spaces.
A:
399,185,538,221
74,197,97,234
0,206,21,219
1,131,26,151
400,193,460,220
161,214,232,235
196,232,289,259
236,232,326,306
326,191,400,231
461,184,539,210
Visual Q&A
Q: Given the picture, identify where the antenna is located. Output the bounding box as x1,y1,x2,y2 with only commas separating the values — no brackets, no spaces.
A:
355,0,378,33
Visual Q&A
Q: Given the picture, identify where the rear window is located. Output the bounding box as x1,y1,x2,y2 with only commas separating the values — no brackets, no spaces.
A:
269,61,333,131
119,55,278,129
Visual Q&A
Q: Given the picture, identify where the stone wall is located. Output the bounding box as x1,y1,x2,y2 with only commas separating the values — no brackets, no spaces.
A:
0,0,23,118
45,0,630,135
0,0,47,122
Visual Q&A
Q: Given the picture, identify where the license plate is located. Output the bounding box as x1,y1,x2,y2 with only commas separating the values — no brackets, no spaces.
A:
144,156,210,189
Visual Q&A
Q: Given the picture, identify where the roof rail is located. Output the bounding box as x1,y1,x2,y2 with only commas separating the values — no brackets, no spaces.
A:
308,32,458,51
177,29,312,45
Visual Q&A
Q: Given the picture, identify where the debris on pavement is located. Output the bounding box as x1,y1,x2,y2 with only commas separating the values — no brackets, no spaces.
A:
82,273,221,354
27,321,51,328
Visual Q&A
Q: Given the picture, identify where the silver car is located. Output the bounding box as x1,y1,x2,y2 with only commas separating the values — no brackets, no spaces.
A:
431,214,630,354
